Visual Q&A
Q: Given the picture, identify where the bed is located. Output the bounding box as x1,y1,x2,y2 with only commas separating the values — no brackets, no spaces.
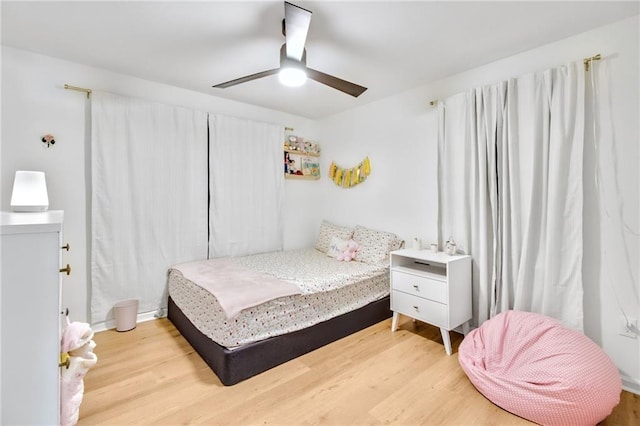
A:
167,221,403,385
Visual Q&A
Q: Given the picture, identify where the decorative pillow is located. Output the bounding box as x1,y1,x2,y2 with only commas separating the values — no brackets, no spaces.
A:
326,236,350,259
352,225,403,264
336,239,359,262
458,310,621,426
315,220,354,253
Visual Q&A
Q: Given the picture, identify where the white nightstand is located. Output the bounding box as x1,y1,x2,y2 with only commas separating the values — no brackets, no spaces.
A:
390,248,472,355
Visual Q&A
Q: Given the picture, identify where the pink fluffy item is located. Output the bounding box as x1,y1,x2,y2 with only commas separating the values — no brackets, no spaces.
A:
337,239,359,261
458,310,621,426
60,319,98,426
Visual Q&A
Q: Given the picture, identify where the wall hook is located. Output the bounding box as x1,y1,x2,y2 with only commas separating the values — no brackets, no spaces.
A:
41,134,56,147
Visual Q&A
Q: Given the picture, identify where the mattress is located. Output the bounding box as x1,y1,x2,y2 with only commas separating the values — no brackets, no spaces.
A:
168,248,390,348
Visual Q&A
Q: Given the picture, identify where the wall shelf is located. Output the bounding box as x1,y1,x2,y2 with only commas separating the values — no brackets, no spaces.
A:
284,137,321,180
284,147,319,157
285,174,320,180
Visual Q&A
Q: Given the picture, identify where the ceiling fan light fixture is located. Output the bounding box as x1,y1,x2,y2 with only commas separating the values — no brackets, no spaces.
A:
278,66,307,87
212,2,367,97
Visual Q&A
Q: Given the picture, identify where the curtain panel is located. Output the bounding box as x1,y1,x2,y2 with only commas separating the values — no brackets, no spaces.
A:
91,92,209,325
438,61,585,330
509,64,585,330
437,89,501,326
208,115,284,258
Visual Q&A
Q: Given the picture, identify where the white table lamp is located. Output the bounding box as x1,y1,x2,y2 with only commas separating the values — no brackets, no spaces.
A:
10,171,49,212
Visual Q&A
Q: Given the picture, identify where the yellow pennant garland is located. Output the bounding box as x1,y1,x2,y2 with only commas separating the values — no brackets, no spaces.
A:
328,157,371,188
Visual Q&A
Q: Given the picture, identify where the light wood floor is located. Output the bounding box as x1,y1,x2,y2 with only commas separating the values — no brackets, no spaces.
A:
79,317,639,425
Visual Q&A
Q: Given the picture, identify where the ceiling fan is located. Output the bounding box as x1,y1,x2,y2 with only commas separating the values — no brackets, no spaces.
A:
212,1,367,98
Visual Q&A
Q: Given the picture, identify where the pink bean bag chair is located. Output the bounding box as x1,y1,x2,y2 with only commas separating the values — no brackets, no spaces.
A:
458,310,621,426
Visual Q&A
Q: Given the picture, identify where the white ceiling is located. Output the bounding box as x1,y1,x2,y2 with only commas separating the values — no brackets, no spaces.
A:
2,1,638,119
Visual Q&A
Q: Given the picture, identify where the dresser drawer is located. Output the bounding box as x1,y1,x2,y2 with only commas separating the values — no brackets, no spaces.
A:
392,290,449,329
391,270,448,304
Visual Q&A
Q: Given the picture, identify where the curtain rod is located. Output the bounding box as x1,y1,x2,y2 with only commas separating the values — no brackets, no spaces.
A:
62,87,293,134
64,84,92,98
428,53,602,106
583,53,601,72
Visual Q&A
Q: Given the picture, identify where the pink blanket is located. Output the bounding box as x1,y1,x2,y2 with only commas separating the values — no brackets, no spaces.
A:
171,258,302,319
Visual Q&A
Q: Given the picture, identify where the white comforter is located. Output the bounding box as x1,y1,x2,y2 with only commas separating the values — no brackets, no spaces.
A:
232,248,388,292
171,248,387,319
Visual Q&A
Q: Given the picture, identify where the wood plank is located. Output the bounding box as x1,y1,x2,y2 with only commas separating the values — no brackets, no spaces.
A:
78,317,639,425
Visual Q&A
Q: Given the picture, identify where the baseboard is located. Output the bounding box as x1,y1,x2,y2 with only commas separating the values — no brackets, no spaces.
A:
621,373,640,395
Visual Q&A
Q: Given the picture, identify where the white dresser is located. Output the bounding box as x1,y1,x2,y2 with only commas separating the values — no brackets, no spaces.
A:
390,248,471,355
1,211,66,425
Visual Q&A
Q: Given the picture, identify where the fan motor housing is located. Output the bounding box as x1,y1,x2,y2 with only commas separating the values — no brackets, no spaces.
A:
280,44,306,68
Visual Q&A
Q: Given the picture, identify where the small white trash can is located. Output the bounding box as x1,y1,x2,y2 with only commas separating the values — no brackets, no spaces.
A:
113,299,139,332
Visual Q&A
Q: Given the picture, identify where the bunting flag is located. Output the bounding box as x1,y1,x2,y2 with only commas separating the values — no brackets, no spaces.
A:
328,157,371,188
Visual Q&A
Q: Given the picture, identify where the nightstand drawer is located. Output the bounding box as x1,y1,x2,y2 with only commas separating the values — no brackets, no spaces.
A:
391,271,448,303
392,290,448,329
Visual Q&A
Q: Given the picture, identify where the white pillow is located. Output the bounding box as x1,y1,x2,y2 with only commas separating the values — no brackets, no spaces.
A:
326,236,350,259
353,225,403,264
315,220,354,253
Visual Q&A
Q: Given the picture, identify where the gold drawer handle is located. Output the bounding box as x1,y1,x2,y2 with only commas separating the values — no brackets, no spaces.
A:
61,243,70,251
60,264,71,275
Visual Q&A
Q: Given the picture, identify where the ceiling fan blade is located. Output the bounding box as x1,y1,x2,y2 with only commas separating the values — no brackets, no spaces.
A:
284,2,312,61
306,68,368,98
212,69,279,89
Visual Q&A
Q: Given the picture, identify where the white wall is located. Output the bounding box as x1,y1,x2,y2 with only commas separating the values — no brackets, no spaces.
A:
0,46,319,325
318,15,640,393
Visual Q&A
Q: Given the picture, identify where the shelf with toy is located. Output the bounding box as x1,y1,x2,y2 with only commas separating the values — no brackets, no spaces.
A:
284,147,319,157
284,134,321,156
284,134,321,180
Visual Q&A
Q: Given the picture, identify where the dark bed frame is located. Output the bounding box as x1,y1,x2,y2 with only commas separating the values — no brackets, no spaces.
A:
168,295,392,386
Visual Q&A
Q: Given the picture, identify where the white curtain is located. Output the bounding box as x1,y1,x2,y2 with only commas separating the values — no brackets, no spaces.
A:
208,115,284,257
589,60,640,325
437,87,502,326
438,61,585,329
509,63,585,330
91,92,208,324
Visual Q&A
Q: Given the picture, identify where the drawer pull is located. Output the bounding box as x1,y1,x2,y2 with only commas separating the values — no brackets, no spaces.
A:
61,243,70,251
60,264,71,275
413,284,420,291
413,305,420,312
